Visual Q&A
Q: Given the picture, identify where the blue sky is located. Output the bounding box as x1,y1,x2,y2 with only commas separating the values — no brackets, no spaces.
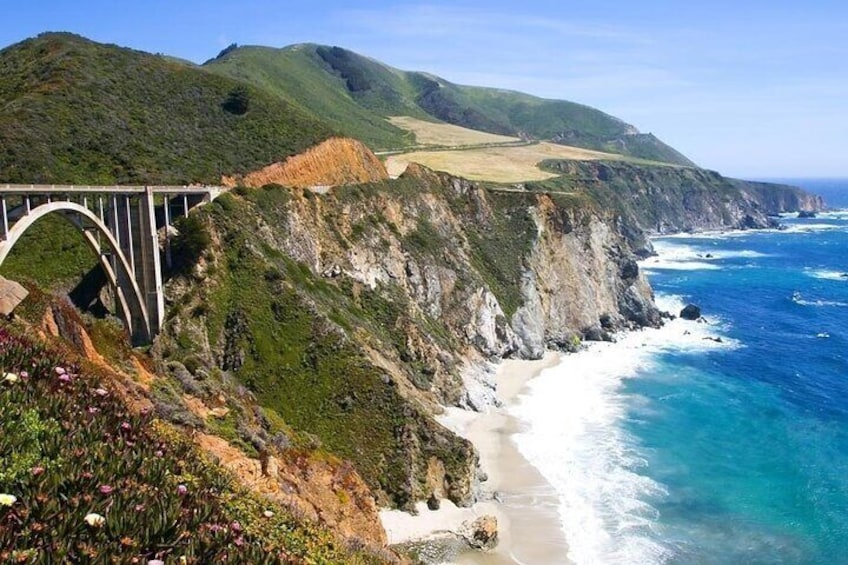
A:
3,1,847,178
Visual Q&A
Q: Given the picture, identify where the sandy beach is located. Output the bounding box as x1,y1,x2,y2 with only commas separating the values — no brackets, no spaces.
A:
380,352,571,564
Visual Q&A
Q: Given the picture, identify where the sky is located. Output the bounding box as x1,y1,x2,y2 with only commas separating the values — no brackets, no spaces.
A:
3,0,847,178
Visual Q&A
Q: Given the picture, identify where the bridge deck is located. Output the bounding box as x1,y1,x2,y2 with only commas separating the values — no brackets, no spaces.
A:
0,184,224,195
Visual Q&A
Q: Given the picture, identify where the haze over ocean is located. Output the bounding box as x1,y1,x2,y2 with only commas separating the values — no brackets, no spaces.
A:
511,179,848,563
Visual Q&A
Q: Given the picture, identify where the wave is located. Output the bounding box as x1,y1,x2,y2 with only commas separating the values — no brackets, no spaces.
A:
814,210,848,220
791,291,848,308
805,269,848,282
642,241,768,272
510,294,737,565
781,222,845,233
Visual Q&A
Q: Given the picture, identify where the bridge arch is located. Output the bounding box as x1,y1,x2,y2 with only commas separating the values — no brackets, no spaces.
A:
0,201,152,343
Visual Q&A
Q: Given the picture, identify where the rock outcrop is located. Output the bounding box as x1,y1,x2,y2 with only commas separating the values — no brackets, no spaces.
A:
680,304,702,320
224,137,389,189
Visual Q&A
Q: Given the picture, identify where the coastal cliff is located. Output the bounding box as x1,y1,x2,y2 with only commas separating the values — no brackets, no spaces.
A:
154,158,661,526
541,160,823,250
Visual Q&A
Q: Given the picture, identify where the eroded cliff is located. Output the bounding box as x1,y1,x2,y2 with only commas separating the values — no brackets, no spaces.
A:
156,160,660,523
223,137,389,189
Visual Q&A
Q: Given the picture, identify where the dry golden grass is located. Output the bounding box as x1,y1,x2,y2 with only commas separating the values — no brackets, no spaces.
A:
385,142,627,183
387,116,520,147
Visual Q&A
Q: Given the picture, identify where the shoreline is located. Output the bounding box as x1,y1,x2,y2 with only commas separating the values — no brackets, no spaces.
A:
379,352,570,564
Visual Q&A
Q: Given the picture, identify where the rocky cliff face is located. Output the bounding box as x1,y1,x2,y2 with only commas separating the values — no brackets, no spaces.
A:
156,141,823,548
223,137,389,189
156,158,660,526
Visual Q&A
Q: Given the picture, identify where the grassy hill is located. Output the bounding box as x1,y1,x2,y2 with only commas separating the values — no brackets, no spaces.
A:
0,33,335,184
205,44,695,166
202,44,417,150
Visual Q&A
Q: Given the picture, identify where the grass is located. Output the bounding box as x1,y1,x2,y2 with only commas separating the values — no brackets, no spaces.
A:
0,33,334,185
386,116,519,147
385,141,633,183
202,41,695,165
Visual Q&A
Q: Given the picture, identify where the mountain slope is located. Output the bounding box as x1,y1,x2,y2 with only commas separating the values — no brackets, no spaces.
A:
204,44,695,165
0,33,334,184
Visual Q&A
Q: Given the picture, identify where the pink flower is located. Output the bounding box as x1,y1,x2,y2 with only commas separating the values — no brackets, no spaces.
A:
120,422,131,431
154,450,164,457
19,370,28,380
88,406,100,414
99,485,114,495
149,560,165,565
58,373,71,383
54,367,66,376
94,388,108,397
230,521,242,533
31,466,45,476
177,484,188,496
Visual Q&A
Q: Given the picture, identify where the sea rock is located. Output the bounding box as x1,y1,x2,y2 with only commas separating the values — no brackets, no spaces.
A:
680,304,702,320
464,515,498,550
798,210,817,218
427,493,441,511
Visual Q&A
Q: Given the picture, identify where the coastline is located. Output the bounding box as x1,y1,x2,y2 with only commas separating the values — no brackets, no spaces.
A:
380,352,570,564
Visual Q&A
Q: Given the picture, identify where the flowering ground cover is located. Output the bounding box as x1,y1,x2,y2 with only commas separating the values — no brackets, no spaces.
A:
0,326,387,564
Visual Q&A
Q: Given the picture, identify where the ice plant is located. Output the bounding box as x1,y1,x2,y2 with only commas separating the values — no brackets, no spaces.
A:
99,485,114,495
0,493,17,506
84,512,105,527
177,484,188,496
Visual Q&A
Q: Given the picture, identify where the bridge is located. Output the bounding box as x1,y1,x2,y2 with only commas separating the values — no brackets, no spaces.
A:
0,184,224,345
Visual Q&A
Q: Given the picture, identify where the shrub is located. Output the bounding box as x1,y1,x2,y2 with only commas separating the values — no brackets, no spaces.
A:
171,215,210,275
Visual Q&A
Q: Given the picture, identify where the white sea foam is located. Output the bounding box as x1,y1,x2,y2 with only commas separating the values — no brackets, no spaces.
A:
814,209,848,221
781,222,844,233
805,269,848,282
641,240,768,272
791,291,848,308
510,294,736,565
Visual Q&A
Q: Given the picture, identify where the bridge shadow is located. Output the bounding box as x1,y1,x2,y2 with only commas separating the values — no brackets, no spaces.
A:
68,264,110,319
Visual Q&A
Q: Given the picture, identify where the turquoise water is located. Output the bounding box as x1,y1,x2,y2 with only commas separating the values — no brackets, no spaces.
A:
512,180,848,564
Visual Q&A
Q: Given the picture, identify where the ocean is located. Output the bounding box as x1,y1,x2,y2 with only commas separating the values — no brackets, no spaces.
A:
510,179,848,564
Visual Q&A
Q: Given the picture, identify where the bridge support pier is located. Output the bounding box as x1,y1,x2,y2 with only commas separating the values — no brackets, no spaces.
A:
0,184,221,345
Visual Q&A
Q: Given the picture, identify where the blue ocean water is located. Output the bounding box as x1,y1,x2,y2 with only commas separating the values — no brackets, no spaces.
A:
512,180,848,564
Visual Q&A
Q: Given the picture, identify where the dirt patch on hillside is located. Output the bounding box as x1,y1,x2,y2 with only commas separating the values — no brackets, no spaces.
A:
225,137,389,189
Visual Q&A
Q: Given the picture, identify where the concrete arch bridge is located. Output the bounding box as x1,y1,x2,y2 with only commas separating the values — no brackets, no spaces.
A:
0,185,223,344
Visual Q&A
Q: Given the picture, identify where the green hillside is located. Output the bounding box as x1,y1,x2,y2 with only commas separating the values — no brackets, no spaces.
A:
203,44,419,150
205,44,695,166
0,33,334,184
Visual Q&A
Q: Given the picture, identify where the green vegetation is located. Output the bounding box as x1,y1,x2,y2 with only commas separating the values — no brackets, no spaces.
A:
0,33,334,184
0,215,99,290
463,193,538,318
161,189,473,508
205,43,694,165
0,325,386,563
204,44,417,150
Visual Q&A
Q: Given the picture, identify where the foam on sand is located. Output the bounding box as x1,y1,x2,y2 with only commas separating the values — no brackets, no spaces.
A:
510,295,737,565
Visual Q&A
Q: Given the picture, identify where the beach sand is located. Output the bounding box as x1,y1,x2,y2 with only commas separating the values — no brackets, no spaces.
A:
380,353,571,564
